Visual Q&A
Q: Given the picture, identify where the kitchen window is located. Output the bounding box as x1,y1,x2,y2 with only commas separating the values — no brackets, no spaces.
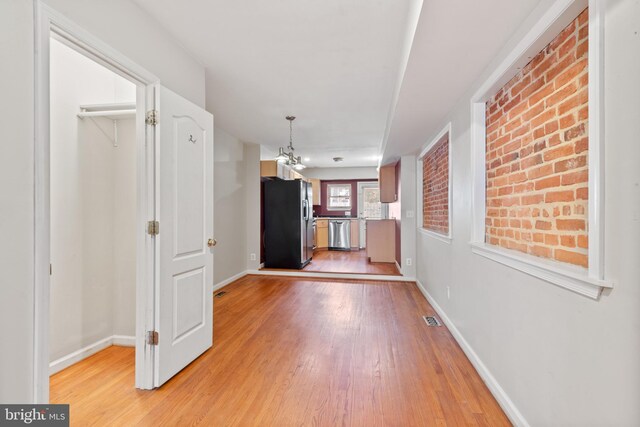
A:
327,184,352,210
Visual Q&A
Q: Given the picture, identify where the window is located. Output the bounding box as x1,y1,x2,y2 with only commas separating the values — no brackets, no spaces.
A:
418,123,452,242
327,184,352,210
469,1,612,299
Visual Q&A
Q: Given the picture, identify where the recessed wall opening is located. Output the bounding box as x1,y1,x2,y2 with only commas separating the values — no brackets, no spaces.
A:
258,163,401,277
48,36,139,393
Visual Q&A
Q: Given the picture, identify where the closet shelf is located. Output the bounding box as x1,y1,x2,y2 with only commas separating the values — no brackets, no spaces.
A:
77,102,136,120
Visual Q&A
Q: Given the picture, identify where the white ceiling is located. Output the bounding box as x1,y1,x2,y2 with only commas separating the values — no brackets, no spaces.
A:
134,0,417,168
381,0,542,163
133,0,542,168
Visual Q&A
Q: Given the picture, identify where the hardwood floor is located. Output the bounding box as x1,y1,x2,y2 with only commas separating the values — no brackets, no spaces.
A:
50,275,509,426
263,249,401,276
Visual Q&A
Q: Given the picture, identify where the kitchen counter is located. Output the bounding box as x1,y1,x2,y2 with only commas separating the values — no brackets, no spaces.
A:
314,216,356,220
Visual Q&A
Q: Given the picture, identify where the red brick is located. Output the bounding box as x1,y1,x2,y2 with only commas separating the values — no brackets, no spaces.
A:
545,190,575,202
520,154,543,169
574,137,588,154
577,235,588,249
506,172,527,185
532,54,558,80
535,176,561,190
576,187,588,200
560,235,576,247
550,20,576,51
555,249,588,268
555,58,587,88
577,40,588,58
543,144,574,161
556,219,586,230
522,194,544,205
531,245,552,258
564,123,586,141
561,170,588,185
545,82,577,108
558,88,588,115
545,234,559,245
535,220,552,230
527,164,554,180
554,155,587,173
559,113,576,129
528,83,555,107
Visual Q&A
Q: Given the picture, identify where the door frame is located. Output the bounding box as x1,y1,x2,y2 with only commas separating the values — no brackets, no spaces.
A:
34,1,159,402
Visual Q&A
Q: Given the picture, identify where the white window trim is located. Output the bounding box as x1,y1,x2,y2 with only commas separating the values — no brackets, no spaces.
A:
326,183,352,210
469,0,612,300
416,122,453,243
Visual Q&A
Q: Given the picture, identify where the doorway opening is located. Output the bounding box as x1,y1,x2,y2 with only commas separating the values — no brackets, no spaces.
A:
259,173,400,277
47,36,141,397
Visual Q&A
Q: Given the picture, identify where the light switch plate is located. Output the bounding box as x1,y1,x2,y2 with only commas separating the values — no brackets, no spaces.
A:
406,210,414,218
249,253,256,261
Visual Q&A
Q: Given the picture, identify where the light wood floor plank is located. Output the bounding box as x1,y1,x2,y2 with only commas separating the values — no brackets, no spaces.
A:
50,275,510,426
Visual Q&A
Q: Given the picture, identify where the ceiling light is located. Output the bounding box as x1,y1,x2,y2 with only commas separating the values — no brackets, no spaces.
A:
275,147,288,162
303,157,310,162
274,116,305,169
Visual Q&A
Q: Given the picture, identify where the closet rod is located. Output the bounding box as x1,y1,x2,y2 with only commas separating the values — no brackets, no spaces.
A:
77,109,136,119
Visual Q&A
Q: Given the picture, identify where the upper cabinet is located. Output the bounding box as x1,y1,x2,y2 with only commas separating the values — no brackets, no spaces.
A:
379,163,397,203
261,160,288,180
260,160,310,182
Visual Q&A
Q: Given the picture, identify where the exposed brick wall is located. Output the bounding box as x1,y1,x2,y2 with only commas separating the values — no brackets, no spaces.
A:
422,134,449,234
485,8,589,267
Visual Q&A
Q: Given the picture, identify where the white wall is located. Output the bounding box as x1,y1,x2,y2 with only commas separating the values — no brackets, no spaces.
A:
41,0,205,108
245,143,262,271
416,1,640,425
213,127,248,285
400,155,416,278
0,0,36,404
49,38,136,361
0,0,206,403
303,166,378,180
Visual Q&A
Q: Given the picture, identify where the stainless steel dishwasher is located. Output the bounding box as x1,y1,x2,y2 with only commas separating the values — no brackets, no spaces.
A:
328,219,351,251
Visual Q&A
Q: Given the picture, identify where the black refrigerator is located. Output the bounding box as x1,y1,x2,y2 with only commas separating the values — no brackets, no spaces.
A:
264,179,314,269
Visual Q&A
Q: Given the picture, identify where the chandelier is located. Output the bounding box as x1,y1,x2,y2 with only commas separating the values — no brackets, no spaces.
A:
275,116,305,170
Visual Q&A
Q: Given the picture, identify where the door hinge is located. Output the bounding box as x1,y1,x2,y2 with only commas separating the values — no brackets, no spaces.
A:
147,220,160,236
145,109,158,126
147,330,159,345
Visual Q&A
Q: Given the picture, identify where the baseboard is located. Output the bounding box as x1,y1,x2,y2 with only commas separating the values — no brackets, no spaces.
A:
415,280,529,427
248,269,415,283
395,260,401,273
112,335,136,347
213,270,249,294
49,334,135,375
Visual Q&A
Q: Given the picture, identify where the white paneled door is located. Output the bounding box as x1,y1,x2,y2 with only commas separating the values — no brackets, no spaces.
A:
155,86,214,387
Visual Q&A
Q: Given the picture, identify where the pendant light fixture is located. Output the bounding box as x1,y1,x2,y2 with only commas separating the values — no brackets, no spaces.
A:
275,116,305,170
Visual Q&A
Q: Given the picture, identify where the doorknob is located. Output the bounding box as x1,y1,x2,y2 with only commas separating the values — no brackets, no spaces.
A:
208,238,217,247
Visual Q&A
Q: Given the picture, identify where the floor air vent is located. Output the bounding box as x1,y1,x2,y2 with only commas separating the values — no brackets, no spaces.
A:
214,291,227,298
423,315,441,327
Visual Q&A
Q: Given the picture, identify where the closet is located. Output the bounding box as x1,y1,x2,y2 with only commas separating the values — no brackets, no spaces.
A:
49,37,138,374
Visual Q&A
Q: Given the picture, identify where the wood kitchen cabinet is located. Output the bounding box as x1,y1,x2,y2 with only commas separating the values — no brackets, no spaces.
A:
316,219,328,249
350,219,359,248
379,163,397,203
366,219,395,262
310,179,321,205
260,160,288,179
